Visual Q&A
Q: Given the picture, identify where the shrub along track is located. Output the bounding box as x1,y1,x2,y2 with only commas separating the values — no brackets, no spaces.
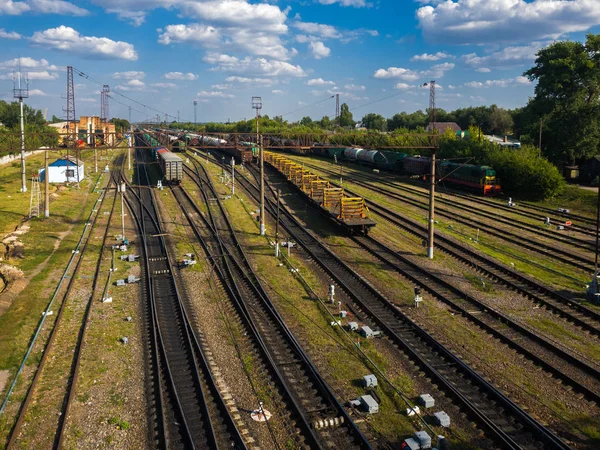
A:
195,148,574,450
294,158,595,274
5,172,117,449
123,145,246,449
175,159,373,449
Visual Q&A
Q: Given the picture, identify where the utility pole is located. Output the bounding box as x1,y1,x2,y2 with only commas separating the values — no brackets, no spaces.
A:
193,100,197,125
335,93,340,127
13,65,29,193
424,80,436,259
253,96,265,235
119,182,126,240
275,189,281,257
44,150,49,217
100,85,109,122
128,106,132,124
231,157,235,196
177,110,180,124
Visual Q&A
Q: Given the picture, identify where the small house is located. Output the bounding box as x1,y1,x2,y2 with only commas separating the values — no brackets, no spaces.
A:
41,156,85,183
426,122,461,134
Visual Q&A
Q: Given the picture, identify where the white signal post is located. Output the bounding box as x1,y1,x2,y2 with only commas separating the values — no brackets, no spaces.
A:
252,96,265,236
119,182,126,240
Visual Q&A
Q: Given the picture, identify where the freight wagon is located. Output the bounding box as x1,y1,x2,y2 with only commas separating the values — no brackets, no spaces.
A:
265,152,376,235
156,148,183,184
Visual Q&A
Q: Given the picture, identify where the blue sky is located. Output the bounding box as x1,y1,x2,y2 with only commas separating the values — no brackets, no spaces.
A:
1,0,600,123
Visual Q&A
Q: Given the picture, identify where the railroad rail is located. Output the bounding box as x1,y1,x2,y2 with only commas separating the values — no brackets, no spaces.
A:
176,159,373,449
290,161,600,335
7,173,117,449
126,143,246,449
294,159,595,273
196,148,573,450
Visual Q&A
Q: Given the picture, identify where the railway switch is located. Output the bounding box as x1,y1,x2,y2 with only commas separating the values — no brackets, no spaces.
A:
414,287,423,308
127,275,140,284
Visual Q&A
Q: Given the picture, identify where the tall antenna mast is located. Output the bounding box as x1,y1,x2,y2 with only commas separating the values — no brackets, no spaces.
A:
335,93,340,127
428,80,436,125
100,85,110,122
13,63,29,193
66,66,76,157
193,100,197,124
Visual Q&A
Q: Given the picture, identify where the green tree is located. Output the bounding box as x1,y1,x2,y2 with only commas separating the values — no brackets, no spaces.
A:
110,117,131,132
319,115,332,129
339,103,354,127
0,100,46,129
300,116,313,127
361,113,387,131
488,105,514,135
524,34,600,165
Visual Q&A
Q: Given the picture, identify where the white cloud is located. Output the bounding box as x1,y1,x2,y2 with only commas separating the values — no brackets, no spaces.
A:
115,79,145,91
203,53,306,78
476,67,491,73
374,62,454,81
317,0,367,7
31,26,138,60
0,28,21,39
164,72,198,80
344,84,365,91
196,90,234,99
79,97,97,102
89,0,176,26
306,78,335,86
292,21,341,39
410,52,453,62
158,24,220,45
374,67,420,81
0,57,57,70
309,41,331,59
272,89,285,94
225,76,274,85
29,88,47,96
464,76,532,88
462,42,545,69
0,1,30,15
181,1,288,32
28,0,88,16
417,0,600,44
113,71,145,80
326,88,367,101
151,82,176,88
394,82,444,91
211,83,231,90
25,70,59,80
394,83,412,90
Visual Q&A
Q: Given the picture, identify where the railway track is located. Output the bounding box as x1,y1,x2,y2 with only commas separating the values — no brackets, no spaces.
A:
296,159,595,273
194,149,573,450
286,161,600,337
7,172,117,449
126,143,246,449
177,160,373,449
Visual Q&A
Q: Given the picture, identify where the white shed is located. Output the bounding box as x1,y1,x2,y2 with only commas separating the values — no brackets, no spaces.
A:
41,156,85,183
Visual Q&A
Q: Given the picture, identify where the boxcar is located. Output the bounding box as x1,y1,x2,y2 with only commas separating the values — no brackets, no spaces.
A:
158,150,183,184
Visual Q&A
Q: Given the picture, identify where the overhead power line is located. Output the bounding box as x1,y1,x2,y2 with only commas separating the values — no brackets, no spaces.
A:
72,67,175,120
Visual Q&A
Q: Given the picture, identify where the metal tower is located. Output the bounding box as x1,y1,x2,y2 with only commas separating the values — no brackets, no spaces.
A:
100,85,110,122
428,80,436,125
193,100,197,124
29,171,41,218
335,93,340,126
13,65,29,193
66,66,76,152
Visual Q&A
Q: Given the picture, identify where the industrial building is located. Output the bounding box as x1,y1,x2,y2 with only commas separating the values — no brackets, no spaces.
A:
40,155,85,183
48,116,116,147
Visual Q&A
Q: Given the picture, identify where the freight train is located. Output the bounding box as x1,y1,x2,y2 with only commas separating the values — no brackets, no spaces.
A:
264,151,376,235
311,146,501,195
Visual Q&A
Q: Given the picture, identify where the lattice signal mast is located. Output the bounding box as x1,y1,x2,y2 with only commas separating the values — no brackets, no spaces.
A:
335,94,340,126
428,80,436,125
66,66,76,153
13,65,29,193
193,100,198,124
100,85,110,122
